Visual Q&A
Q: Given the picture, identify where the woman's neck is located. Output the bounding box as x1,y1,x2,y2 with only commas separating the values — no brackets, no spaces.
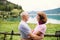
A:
38,21,43,25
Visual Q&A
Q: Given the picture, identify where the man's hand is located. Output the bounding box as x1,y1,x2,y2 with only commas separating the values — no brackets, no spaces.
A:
32,34,43,40
32,30,34,32
28,33,44,40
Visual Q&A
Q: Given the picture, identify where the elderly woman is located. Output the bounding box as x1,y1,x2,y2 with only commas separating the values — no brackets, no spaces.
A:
18,11,47,40
28,11,47,40
32,11,47,40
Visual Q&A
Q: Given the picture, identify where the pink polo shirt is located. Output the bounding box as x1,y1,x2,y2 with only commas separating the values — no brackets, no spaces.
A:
33,24,47,40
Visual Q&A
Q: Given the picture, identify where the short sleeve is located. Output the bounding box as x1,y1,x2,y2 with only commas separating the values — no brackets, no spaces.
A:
39,25,47,34
20,24,31,35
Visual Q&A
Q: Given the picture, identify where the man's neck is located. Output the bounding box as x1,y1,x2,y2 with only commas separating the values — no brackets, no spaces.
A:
22,19,27,23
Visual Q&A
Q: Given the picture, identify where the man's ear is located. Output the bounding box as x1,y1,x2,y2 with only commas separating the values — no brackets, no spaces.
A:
23,15,25,18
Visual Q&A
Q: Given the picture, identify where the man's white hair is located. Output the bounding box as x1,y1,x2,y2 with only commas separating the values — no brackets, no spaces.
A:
20,11,29,17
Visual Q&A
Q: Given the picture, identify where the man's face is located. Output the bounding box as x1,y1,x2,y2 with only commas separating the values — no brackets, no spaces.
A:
24,13,29,21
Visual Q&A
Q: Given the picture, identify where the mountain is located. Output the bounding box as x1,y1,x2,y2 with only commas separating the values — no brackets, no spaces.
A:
44,8,60,14
29,11,37,14
29,8,60,14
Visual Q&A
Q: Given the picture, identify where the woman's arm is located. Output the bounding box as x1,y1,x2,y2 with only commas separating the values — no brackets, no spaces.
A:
28,32,43,40
33,31,44,39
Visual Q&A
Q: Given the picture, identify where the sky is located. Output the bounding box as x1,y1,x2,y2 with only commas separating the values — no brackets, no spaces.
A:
7,0,60,11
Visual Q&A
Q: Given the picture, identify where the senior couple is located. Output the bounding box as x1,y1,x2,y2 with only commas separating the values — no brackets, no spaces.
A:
18,11,47,40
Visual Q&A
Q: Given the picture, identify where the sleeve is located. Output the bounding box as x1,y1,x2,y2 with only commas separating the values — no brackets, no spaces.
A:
20,24,31,35
39,25,47,34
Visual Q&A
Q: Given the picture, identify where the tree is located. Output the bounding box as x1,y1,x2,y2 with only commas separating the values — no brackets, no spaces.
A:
0,0,6,5
10,9,20,18
0,11,8,19
5,4,14,11
0,5,5,11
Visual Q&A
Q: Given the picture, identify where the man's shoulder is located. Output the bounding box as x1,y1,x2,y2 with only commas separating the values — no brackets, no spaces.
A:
19,21,28,28
19,21,25,25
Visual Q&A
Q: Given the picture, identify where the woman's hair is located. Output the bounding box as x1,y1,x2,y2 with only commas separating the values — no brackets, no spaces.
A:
37,11,47,24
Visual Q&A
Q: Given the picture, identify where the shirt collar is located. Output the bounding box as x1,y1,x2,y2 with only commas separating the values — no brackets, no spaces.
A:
21,20,27,23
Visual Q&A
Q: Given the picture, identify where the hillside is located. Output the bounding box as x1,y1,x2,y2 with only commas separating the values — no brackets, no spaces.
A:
44,8,60,14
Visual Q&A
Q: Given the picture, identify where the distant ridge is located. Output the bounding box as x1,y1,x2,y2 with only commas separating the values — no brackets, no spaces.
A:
29,8,60,14
44,8,60,14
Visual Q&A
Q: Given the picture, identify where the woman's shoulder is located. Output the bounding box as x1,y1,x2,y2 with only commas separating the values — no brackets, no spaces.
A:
39,24,46,28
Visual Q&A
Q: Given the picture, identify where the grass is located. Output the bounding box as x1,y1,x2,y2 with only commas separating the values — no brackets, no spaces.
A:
0,20,60,40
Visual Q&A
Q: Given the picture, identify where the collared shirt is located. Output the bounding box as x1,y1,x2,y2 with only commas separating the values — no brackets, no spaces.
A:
18,20,31,39
33,24,47,40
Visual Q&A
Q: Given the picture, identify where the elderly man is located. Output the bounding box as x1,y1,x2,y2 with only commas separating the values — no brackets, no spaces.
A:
18,12,42,40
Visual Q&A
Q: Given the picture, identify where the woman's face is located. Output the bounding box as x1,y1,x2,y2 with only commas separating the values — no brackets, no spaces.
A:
36,14,40,22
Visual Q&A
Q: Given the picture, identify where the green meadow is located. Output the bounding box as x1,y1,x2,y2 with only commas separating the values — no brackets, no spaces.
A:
0,20,60,40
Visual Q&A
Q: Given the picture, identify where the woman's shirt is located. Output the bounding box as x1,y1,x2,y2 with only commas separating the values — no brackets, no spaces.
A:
33,24,47,40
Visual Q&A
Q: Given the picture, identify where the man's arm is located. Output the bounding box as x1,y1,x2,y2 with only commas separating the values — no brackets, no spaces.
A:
28,32,43,40
20,26,41,39
20,24,43,39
